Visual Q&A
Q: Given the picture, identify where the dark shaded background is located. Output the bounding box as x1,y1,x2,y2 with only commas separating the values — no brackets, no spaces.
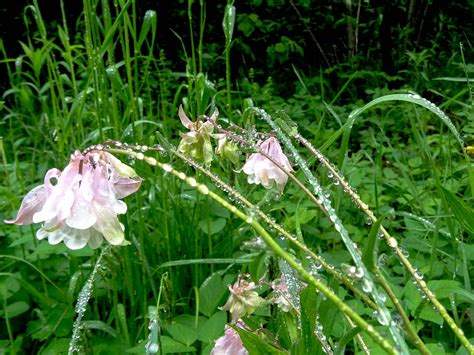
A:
1,0,473,90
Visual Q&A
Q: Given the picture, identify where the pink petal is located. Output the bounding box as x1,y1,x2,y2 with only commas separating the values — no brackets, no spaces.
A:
5,185,47,225
113,176,142,199
179,105,193,129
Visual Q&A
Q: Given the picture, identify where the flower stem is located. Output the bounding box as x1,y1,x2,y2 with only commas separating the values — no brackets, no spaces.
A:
119,150,397,354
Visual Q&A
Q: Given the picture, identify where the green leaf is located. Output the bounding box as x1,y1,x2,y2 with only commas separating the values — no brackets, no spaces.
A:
165,314,206,347
198,218,226,235
362,216,386,272
249,252,269,283
427,280,474,303
82,320,117,337
0,301,29,318
137,10,157,50
222,4,236,43
234,327,286,354
198,273,228,317
441,187,474,234
161,336,196,353
41,338,70,355
197,312,227,343
299,285,318,353
334,326,362,355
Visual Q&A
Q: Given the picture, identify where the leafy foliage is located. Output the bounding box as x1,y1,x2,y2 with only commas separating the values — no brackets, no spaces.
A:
0,0,473,354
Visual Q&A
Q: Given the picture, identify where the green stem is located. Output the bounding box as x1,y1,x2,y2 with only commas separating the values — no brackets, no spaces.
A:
297,133,474,354
113,149,397,354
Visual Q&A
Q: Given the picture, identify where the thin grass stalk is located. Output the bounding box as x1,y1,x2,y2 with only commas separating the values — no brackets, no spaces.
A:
110,148,397,354
343,314,370,355
296,133,474,353
188,0,197,76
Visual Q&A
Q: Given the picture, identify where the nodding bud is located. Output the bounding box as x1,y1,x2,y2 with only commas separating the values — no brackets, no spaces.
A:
242,137,293,192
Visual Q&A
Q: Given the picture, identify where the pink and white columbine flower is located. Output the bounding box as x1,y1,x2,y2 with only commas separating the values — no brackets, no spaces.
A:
219,277,264,323
242,137,292,192
5,149,141,250
177,105,218,165
211,321,248,355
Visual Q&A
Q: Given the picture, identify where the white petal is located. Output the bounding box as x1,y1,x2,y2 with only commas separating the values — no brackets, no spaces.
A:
112,200,127,214
63,227,90,250
66,200,97,230
94,203,124,245
87,229,103,249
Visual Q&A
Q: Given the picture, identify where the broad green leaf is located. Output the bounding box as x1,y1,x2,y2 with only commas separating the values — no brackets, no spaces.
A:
161,336,196,354
428,280,474,303
198,218,226,235
334,326,362,355
234,327,286,354
41,338,70,355
0,301,29,318
197,312,227,343
249,252,269,283
198,273,228,317
165,314,206,346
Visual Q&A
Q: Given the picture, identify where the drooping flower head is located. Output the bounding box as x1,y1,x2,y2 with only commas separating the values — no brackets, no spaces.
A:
219,275,264,323
211,320,248,355
177,105,218,165
270,274,297,313
242,137,292,192
5,149,141,250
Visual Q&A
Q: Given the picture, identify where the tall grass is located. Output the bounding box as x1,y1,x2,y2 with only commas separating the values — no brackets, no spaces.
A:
1,1,473,354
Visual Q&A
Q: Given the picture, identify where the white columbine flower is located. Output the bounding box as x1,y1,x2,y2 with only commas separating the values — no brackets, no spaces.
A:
6,150,141,250
242,137,292,192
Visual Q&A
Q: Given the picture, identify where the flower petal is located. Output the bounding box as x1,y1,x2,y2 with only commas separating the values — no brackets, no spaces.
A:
179,105,193,129
63,227,90,250
65,200,97,230
113,176,142,199
5,185,47,225
94,203,125,245
87,229,104,249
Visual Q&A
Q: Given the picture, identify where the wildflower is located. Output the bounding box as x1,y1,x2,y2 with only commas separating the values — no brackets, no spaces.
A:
214,134,240,164
219,276,264,323
6,149,141,250
271,274,296,313
211,321,248,355
242,137,292,192
177,105,217,165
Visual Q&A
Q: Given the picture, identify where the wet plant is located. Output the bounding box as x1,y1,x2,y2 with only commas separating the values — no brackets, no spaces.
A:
1,1,474,354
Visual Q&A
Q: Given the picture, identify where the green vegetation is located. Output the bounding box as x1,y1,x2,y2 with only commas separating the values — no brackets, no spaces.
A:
1,1,473,354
